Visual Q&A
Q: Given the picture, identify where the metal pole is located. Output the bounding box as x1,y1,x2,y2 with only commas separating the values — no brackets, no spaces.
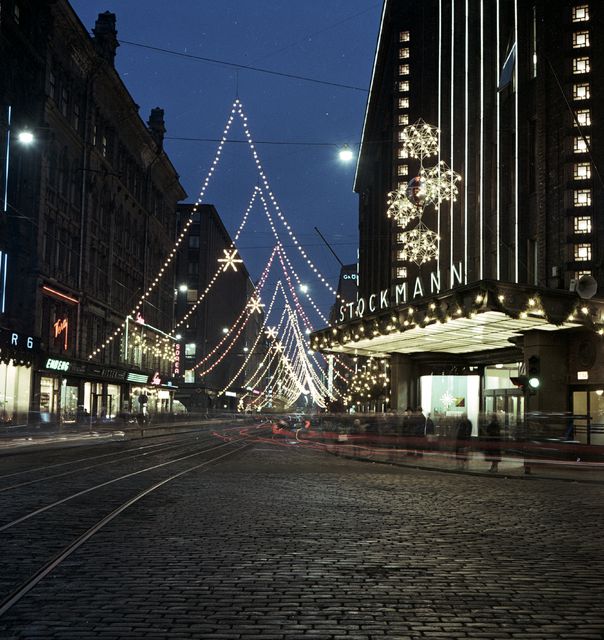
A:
3,105,11,213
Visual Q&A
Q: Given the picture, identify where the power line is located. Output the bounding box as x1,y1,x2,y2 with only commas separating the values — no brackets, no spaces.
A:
118,39,370,93
165,136,355,148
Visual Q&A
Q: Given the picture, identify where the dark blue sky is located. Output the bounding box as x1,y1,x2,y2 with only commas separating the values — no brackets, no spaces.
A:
70,0,382,320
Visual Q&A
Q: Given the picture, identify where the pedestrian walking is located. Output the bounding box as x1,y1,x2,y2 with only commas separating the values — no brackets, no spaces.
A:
455,413,472,470
484,413,501,472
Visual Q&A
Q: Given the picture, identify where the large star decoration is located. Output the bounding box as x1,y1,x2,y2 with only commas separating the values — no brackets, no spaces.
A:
265,326,278,339
247,296,265,314
218,249,243,272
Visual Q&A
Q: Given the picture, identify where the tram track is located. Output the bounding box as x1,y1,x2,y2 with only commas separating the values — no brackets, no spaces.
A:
0,425,267,618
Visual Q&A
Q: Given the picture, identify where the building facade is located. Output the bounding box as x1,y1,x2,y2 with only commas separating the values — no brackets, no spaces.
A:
174,203,264,412
313,0,604,443
1,0,186,425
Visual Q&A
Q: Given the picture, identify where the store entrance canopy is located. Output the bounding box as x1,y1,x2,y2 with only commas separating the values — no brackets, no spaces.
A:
311,280,604,358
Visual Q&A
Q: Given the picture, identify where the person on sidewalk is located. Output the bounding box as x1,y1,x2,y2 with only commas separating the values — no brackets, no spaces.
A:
455,413,472,470
485,413,502,473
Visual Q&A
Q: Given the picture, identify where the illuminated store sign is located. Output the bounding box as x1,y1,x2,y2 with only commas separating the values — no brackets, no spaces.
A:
150,372,161,385
53,317,68,350
337,262,463,323
127,372,149,384
0,328,38,351
45,358,70,371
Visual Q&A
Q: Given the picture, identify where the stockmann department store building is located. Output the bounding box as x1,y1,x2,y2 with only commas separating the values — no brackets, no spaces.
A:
312,0,604,444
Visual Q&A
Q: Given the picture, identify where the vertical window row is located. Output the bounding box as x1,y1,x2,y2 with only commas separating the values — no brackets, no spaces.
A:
569,6,592,268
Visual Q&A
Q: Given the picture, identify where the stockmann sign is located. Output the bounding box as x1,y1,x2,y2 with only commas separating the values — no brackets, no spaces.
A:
337,262,463,323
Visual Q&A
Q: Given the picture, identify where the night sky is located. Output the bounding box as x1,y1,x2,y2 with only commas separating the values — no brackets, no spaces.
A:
69,0,382,321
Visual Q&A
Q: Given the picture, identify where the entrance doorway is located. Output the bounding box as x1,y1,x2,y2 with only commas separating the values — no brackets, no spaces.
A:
571,389,604,445
482,388,524,438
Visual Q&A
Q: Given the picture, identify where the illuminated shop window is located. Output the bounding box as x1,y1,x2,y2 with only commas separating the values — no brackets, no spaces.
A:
573,31,590,48
397,147,409,159
574,188,592,206
576,270,592,279
575,109,591,127
572,5,589,22
573,83,590,100
574,216,592,233
398,81,410,92
574,162,591,180
397,164,409,176
573,57,590,73
399,47,410,59
399,31,410,42
399,64,410,76
398,114,409,126
398,97,410,109
396,266,408,279
574,243,592,261
574,135,590,153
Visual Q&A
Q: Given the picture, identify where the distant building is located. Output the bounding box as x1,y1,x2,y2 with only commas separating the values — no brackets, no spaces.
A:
0,1,186,424
174,204,264,412
313,1,604,443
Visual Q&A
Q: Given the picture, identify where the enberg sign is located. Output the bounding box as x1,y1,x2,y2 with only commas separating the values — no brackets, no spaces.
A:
337,262,463,323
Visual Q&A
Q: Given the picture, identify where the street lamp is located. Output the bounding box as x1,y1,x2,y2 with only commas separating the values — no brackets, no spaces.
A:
17,130,34,145
300,284,309,294
338,145,354,162
178,284,188,293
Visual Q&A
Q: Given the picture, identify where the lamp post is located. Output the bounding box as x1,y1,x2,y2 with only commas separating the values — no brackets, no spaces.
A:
2,106,35,215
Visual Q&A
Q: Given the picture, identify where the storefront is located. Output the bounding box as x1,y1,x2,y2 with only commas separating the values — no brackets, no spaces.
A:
312,280,604,442
36,357,164,425
0,328,40,425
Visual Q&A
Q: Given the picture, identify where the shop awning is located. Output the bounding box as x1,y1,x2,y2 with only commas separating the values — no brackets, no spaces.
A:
311,280,604,358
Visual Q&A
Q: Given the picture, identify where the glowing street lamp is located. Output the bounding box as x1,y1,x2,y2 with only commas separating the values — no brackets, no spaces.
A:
338,145,354,162
17,130,34,145
178,284,188,293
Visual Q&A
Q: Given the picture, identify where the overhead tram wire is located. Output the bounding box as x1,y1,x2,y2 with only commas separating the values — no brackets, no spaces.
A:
118,40,369,93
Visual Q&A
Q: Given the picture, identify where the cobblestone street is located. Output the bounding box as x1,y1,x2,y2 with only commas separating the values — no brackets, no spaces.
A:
2,440,604,639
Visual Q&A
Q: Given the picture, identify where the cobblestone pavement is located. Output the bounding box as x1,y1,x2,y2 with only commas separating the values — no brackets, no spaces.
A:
2,440,604,639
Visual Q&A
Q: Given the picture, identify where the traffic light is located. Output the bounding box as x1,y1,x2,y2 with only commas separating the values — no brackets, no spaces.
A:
527,355,541,390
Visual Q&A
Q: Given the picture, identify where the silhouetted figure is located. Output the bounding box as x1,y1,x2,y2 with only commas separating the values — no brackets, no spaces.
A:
455,413,472,470
485,413,501,472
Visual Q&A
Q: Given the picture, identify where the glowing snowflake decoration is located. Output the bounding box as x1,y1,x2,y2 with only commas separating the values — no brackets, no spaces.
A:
247,296,265,314
440,391,455,408
400,119,439,160
218,249,243,272
265,326,278,339
272,341,283,352
386,185,421,228
421,162,462,204
398,222,440,265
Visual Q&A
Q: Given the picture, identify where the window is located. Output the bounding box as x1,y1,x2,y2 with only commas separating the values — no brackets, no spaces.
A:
574,162,591,180
576,270,592,279
575,109,591,127
73,102,80,132
574,243,591,261
397,147,409,159
398,97,409,109
101,135,108,158
184,343,196,357
398,114,409,126
396,266,408,279
573,83,590,100
572,5,589,22
399,31,410,42
186,289,198,304
396,233,405,243
573,57,590,74
399,64,410,76
13,3,20,23
184,370,195,383
399,47,410,59
574,135,590,153
397,164,409,176
573,31,590,48
398,81,410,92
396,251,407,262
187,261,199,275
574,216,592,233
397,181,406,189
60,87,69,117
188,235,200,249
398,130,406,142
574,189,591,206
